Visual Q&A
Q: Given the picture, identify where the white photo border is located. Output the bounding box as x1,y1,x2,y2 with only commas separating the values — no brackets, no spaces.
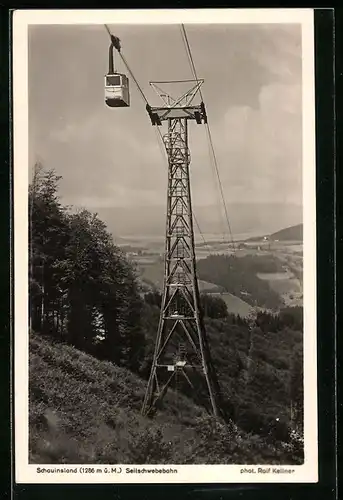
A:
13,8,317,484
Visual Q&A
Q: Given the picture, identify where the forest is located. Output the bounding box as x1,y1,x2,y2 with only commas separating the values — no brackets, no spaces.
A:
29,166,304,464
29,166,146,371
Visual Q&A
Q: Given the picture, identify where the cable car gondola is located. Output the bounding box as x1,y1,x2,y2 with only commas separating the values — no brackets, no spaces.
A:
105,37,130,108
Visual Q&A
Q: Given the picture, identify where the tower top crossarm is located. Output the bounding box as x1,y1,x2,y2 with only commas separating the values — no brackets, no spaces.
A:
146,79,207,125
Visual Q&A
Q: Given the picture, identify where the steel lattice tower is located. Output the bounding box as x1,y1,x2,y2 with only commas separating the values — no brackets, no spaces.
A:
142,80,220,418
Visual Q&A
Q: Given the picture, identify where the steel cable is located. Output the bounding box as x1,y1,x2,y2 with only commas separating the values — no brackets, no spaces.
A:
180,24,236,253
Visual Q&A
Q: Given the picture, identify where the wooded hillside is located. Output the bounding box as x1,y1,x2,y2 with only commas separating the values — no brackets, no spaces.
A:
197,254,284,310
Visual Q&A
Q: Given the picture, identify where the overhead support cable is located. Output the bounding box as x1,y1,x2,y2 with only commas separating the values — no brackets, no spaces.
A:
180,24,236,253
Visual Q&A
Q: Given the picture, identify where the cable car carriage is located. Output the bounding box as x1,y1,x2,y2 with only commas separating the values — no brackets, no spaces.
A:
105,36,130,108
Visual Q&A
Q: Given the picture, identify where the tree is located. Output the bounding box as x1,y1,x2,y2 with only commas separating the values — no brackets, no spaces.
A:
29,166,146,372
279,306,303,331
144,291,162,308
29,164,70,336
290,352,303,433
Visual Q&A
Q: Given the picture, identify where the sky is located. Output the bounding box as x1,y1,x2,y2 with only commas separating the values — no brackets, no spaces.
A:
28,22,303,234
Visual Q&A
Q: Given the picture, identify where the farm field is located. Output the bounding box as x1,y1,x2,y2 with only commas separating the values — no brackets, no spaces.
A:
137,260,222,293
137,261,164,290
209,292,254,318
130,236,303,311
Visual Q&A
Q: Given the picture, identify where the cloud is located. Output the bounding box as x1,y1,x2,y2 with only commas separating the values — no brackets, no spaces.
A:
29,23,303,210
208,81,302,205
36,108,167,207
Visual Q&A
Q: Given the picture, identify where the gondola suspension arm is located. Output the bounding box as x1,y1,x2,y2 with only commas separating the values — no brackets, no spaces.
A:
104,24,149,105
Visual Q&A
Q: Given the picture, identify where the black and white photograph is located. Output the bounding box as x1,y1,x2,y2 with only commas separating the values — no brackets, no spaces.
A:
14,9,317,484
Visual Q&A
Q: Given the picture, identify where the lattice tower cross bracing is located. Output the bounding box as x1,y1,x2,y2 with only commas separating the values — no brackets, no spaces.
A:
142,80,220,419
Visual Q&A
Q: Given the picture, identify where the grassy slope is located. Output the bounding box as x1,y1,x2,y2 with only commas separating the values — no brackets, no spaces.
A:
29,333,299,465
245,224,303,242
210,293,254,317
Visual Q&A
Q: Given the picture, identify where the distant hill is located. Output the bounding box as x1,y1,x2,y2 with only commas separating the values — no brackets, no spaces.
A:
269,224,303,241
83,203,303,240
245,223,303,242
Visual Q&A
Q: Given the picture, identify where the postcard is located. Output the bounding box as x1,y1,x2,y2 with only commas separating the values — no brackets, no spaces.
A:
13,8,317,484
